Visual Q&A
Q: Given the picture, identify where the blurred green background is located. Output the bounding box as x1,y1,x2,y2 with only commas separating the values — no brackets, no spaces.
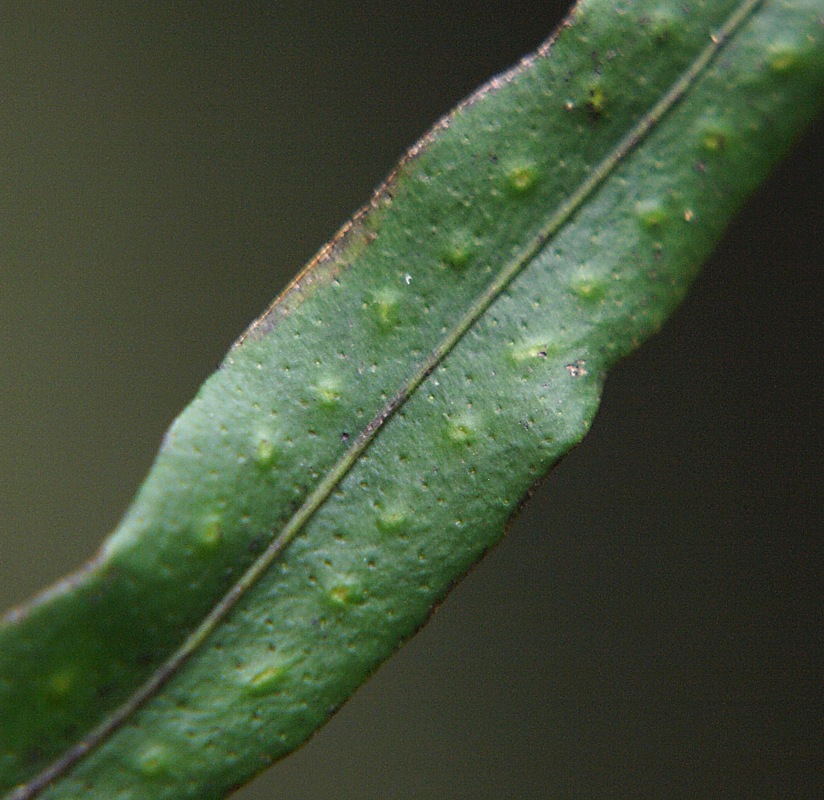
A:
1,2,821,798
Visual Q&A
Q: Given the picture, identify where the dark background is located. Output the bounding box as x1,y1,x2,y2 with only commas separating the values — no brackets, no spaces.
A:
1,3,821,798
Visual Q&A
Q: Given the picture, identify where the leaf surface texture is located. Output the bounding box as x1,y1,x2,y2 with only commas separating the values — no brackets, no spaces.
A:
1,1,822,797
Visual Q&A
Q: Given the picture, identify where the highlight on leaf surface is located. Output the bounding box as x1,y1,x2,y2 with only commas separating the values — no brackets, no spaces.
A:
1,1,822,798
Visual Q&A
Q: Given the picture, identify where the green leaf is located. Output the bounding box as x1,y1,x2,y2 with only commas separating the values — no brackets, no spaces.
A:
1,1,821,798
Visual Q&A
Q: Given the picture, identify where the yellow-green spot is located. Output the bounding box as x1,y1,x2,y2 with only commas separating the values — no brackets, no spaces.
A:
703,130,725,151
240,652,300,695
699,120,733,153
370,289,400,331
635,197,668,229
253,431,278,469
586,83,607,117
506,163,538,194
441,238,473,270
570,278,607,303
329,585,351,605
198,514,222,549
45,669,74,701
327,575,365,607
315,376,341,407
247,665,287,694
446,411,478,444
135,743,170,777
377,505,408,534
768,37,808,73
510,339,556,363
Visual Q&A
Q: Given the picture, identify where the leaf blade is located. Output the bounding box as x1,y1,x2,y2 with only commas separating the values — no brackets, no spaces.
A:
2,0,822,797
